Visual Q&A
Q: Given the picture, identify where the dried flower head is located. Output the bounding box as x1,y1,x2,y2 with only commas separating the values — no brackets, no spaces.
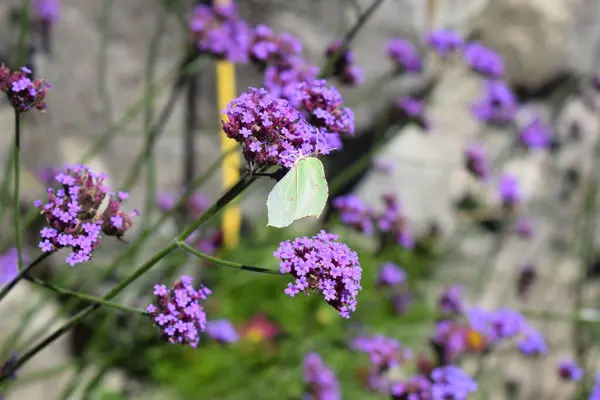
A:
0,65,50,113
274,230,362,318
35,165,137,266
146,275,211,348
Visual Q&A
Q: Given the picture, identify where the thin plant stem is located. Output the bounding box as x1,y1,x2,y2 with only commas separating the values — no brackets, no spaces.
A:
0,138,15,228
13,110,23,271
0,253,50,302
317,0,385,78
178,242,283,276
24,275,147,315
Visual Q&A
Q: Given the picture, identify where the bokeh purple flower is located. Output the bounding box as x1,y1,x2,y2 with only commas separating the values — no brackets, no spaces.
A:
263,57,318,102
377,262,406,287
146,275,211,348
518,117,552,150
558,359,583,382
332,194,374,236
249,25,302,66
35,165,137,266
431,365,478,399
378,194,414,249
463,42,504,78
303,352,341,400
514,216,533,238
464,144,489,181
353,334,411,391
206,319,239,344
34,0,60,24
439,285,464,314
517,329,547,356
427,30,464,56
0,65,50,113
324,39,364,86
516,263,537,300
498,174,521,207
274,230,362,318
386,38,422,73
397,97,429,130
471,80,518,126
0,249,23,286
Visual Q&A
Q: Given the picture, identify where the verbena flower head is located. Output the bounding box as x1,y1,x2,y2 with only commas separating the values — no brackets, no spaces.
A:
467,307,526,345
498,174,521,207
189,3,250,63
558,359,583,382
390,374,431,399
386,38,422,73
432,320,468,364
35,165,137,266
377,262,406,287
303,352,341,400
427,30,464,56
353,335,412,391
146,275,211,348
517,329,547,356
324,39,364,86
206,319,239,344
249,25,303,66
518,117,552,150
439,285,464,314
221,87,321,168
274,230,362,318
293,79,355,152
397,97,429,130
471,80,518,126
332,194,374,236
0,65,50,113
263,57,318,102
464,144,489,181
463,42,504,78
378,194,413,249
431,365,478,399
0,248,19,286
34,0,60,23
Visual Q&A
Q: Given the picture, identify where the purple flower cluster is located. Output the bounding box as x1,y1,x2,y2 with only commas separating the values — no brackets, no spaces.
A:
432,320,470,364
471,80,518,126
146,275,211,348
249,24,303,66
517,329,547,356
498,174,521,208
518,117,552,150
386,39,422,73
303,352,341,400
332,194,374,235
0,65,50,113
324,39,364,86
377,262,406,287
463,42,504,79
464,144,489,181
35,165,137,266
34,0,60,24
353,334,411,391
397,97,430,130
438,285,464,314
222,87,320,168
379,194,414,249
558,359,583,382
206,319,239,344
264,58,318,102
427,30,464,56
189,3,250,63
274,230,362,318
430,365,478,399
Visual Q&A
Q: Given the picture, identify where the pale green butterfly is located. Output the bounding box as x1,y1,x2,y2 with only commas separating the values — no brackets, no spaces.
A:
266,153,329,228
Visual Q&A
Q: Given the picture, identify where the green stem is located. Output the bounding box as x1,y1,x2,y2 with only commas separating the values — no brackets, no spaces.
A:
24,275,147,315
0,253,50,302
13,110,23,271
178,242,283,276
0,138,15,228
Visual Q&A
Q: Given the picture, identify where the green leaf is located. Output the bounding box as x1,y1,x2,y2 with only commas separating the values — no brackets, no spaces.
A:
266,157,328,228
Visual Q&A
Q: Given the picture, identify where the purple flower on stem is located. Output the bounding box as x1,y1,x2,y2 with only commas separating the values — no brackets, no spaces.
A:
221,87,321,168
324,39,364,86
263,56,319,102
377,262,406,287
558,359,583,382
471,80,518,126
249,25,303,65
431,365,478,399
378,194,413,249
498,174,521,208
146,275,211,348
303,352,341,400
432,320,468,364
517,329,547,356
156,192,176,212
463,42,504,78
427,30,464,56
390,374,431,399
37,166,62,186
353,335,411,391
34,0,60,23
518,117,552,150
397,97,429,130
35,164,136,267
464,144,489,181
274,230,362,318
438,285,464,314
466,307,526,344
332,194,374,236
206,319,239,344
189,4,250,63
0,65,50,113
386,38,422,73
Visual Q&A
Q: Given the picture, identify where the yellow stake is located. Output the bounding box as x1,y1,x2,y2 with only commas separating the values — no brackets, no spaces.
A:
215,0,239,248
